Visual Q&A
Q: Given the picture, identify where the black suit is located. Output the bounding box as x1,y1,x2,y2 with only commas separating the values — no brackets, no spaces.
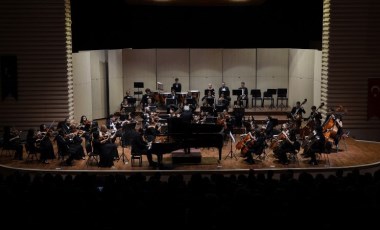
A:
172,83,181,92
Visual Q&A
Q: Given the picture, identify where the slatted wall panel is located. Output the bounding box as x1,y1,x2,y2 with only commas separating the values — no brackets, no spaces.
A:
0,0,71,132
324,0,380,140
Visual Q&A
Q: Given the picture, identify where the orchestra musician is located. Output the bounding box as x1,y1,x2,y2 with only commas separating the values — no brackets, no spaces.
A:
79,115,92,154
68,124,86,160
140,88,153,110
172,77,182,93
2,126,23,160
202,90,215,107
92,131,114,167
130,128,158,168
302,124,326,165
99,124,119,160
238,81,249,108
290,101,306,130
323,107,344,149
26,128,39,158
217,93,229,109
272,123,299,165
308,105,323,127
243,131,266,164
166,88,179,113
37,123,55,164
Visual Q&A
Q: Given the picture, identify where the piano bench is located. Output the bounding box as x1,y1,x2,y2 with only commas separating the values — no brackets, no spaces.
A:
131,153,142,167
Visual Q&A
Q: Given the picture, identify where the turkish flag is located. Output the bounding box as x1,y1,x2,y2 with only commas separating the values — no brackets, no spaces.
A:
368,78,380,119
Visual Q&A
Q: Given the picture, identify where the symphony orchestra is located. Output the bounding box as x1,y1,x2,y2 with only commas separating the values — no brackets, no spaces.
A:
1,80,347,168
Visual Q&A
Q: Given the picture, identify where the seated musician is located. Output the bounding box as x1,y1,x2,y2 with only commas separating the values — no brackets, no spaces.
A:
185,91,196,108
98,125,119,162
92,132,114,167
273,124,299,165
65,125,86,164
166,88,178,113
243,115,257,133
78,115,92,154
244,131,266,164
130,128,157,167
307,105,323,127
323,109,344,149
2,126,23,160
140,88,153,110
54,129,70,160
26,128,40,157
202,90,215,107
217,93,229,109
218,82,230,100
37,124,56,164
303,124,326,165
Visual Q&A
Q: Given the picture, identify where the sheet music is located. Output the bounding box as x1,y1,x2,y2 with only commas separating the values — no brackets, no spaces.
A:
229,131,235,143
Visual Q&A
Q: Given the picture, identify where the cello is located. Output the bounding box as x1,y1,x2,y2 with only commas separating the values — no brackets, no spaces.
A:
236,132,254,157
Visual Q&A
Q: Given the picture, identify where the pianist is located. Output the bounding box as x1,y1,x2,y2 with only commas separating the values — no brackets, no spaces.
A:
130,128,158,167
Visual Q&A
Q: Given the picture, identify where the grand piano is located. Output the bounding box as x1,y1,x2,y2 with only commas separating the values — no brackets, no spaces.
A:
150,117,225,165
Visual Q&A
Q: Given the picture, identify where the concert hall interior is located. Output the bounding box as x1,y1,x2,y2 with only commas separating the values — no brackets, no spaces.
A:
1,1,380,228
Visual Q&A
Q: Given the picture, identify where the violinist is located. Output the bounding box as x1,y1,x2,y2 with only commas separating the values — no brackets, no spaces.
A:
78,115,92,154
54,129,70,161
99,124,119,160
26,128,39,158
37,124,55,164
2,126,23,160
67,125,86,161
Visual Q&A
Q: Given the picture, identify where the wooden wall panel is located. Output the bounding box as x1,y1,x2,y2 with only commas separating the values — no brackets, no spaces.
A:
0,0,71,131
324,0,380,141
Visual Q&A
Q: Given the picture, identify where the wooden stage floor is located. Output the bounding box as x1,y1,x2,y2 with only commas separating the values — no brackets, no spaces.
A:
1,136,380,174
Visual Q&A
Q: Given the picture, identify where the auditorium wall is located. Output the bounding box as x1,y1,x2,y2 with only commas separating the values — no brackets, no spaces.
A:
72,48,321,118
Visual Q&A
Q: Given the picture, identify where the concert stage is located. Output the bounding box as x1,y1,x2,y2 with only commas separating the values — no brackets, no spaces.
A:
1,136,380,177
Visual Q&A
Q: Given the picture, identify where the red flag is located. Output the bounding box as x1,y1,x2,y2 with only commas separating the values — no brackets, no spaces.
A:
368,78,380,119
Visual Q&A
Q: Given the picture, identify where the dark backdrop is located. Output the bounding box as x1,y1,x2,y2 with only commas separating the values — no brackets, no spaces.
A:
71,0,322,52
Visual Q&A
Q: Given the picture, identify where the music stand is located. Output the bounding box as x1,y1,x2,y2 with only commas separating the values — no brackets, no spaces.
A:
127,97,136,106
134,82,144,102
165,98,177,107
224,131,238,160
206,97,215,107
200,106,214,114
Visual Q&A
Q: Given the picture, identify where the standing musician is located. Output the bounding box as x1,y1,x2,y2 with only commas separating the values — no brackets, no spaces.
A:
218,82,231,103
172,77,182,93
238,81,249,108
2,126,23,160
323,107,344,150
290,101,306,130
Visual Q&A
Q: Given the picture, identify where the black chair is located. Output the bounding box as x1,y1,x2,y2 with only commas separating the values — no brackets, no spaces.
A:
130,146,142,167
251,89,262,109
262,91,275,109
277,88,288,110
25,142,39,161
